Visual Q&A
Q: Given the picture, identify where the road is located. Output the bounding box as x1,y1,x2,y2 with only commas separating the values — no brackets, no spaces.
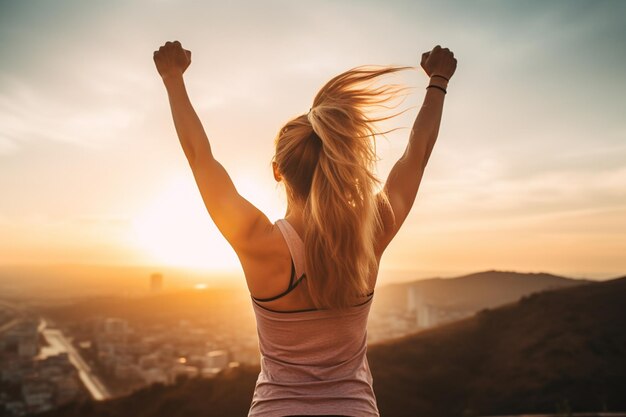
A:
0,317,21,333
39,321,112,401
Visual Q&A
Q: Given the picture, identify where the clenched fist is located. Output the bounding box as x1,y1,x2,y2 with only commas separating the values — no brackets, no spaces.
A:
153,40,192,80
421,45,457,80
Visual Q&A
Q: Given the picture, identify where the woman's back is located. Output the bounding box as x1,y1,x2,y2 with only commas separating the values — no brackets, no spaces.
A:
248,219,379,417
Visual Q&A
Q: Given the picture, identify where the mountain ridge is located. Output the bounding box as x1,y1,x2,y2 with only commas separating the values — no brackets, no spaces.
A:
373,269,590,312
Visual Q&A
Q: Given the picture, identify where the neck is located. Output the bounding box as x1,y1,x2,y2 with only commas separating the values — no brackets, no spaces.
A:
284,201,305,231
285,204,303,218
284,205,305,239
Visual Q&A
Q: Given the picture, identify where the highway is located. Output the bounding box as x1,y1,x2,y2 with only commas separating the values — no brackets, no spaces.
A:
0,317,21,334
39,321,112,401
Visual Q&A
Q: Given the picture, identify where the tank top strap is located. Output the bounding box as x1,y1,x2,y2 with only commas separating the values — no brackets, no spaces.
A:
275,219,306,279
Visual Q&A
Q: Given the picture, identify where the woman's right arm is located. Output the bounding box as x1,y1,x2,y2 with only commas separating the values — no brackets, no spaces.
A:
377,45,457,252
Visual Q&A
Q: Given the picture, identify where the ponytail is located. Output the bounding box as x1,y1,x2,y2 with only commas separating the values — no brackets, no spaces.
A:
274,65,413,310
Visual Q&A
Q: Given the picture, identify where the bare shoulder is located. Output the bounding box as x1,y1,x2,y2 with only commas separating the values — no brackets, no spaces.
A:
234,221,293,298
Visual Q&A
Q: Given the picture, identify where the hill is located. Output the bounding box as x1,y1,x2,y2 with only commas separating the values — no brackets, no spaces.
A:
372,269,587,313
369,275,626,416
33,276,626,417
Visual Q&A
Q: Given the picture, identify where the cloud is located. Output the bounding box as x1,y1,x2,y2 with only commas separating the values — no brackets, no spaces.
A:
0,75,143,152
0,59,158,154
405,160,626,238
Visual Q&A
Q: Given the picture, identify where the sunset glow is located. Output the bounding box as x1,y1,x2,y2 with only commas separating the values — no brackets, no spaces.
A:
130,176,241,270
0,1,624,281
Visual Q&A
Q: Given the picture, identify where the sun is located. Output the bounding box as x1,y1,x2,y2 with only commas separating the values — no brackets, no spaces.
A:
130,175,240,270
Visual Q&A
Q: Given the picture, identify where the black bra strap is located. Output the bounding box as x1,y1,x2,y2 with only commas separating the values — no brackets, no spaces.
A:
251,256,372,303
252,259,305,302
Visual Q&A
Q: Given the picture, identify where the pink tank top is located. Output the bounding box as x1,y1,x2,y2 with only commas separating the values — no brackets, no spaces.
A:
248,219,379,417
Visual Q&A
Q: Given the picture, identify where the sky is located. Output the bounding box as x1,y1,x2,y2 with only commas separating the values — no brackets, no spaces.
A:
0,0,624,282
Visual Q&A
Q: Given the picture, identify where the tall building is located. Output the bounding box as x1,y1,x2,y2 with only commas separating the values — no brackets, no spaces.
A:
150,273,163,292
417,303,434,328
407,286,419,313
407,288,435,328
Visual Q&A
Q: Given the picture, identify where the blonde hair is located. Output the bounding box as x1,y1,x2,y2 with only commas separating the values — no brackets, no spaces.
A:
273,65,413,310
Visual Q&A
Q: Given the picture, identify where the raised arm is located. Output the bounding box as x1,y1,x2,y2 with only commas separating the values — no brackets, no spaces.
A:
153,41,271,250
378,45,457,250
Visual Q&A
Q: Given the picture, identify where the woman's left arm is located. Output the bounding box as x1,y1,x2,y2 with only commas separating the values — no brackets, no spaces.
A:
154,41,271,250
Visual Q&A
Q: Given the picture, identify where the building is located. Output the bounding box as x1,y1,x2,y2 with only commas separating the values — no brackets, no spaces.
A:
4,319,40,358
408,287,474,329
150,273,163,292
140,367,168,385
205,350,229,369
95,318,131,370
21,379,54,414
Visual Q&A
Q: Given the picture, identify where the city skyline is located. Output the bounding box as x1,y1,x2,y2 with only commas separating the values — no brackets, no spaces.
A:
1,1,625,280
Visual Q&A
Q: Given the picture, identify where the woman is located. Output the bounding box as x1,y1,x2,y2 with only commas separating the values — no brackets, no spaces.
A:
153,41,456,417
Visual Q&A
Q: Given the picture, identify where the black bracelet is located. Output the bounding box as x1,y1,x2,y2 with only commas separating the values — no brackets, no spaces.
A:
426,84,447,94
431,74,450,82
